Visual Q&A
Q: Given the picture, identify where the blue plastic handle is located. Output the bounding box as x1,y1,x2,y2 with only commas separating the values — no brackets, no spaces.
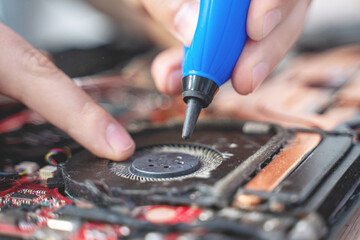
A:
182,0,251,87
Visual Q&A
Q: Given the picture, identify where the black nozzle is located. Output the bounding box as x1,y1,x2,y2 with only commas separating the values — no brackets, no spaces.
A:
182,75,219,139
182,98,202,139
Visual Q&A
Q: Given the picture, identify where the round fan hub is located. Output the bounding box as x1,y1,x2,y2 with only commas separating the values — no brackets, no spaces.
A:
130,152,200,178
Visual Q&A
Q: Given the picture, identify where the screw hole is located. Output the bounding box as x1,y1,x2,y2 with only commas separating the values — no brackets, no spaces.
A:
177,161,184,165
164,166,170,168
148,159,153,162
149,164,154,167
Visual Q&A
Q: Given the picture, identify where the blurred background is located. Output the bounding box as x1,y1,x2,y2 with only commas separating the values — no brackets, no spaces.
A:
1,0,360,56
0,2,359,240
0,0,359,118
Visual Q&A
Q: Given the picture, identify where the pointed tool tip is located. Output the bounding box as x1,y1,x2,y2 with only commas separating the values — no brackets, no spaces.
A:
182,117,194,140
182,98,202,140
182,135,190,140
181,127,192,139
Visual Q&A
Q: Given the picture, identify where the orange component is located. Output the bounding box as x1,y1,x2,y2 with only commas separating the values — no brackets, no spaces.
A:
235,132,321,206
245,132,321,192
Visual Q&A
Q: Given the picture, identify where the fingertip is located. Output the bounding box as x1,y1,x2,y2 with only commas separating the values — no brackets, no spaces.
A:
65,101,135,162
108,143,135,161
247,8,282,41
231,55,254,95
262,9,282,39
232,60,269,95
151,53,167,93
231,73,253,95
139,0,198,47
247,15,263,41
247,0,300,41
173,1,199,46
151,48,183,95
105,123,135,161
246,1,264,41
251,62,269,91
167,68,183,95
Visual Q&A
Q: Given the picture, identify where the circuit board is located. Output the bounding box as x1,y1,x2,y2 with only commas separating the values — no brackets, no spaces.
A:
0,177,71,238
0,45,359,240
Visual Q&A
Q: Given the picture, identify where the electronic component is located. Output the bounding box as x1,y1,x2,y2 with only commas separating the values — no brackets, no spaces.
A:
136,206,202,225
129,149,201,179
61,120,285,206
58,119,360,240
0,45,359,240
10,192,37,200
0,180,71,207
110,144,223,181
0,124,81,170
39,165,57,180
0,178,72,238
15,161,39,175
47,218,78,232
74,222,130,239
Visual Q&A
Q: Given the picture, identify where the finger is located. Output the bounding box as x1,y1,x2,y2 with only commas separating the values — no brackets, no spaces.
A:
151,47,183,95
139,0,199,46
0,23,135,161
232,0,311,95
247,0,298,41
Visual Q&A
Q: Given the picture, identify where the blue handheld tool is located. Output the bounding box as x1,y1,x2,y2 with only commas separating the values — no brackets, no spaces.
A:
182,0,251,139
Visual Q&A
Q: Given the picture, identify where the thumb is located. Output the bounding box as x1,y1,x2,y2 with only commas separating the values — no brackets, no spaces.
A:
139,0,199,46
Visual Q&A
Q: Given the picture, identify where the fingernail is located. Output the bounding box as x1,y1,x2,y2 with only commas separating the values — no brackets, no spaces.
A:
167,69,183,94
263,9,281,38
174,1,199,46
106,123,134,157
252,62,269,91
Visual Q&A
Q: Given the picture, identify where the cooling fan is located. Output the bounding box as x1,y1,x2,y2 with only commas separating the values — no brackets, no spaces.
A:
109,143,224,181
60,120,288,206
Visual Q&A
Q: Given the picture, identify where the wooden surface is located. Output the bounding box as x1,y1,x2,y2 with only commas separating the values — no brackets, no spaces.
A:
336,206,360,240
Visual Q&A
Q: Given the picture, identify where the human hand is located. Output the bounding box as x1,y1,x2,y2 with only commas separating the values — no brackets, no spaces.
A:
0,23,135,161
138,0,311,95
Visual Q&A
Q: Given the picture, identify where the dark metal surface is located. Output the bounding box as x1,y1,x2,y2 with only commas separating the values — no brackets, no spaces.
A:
53,43,152,78
108,143,224,182
0,124,80,168
61,120,286,206
304,144,360,218
58,119,360,239
274,134,352,204
130,151,200,178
